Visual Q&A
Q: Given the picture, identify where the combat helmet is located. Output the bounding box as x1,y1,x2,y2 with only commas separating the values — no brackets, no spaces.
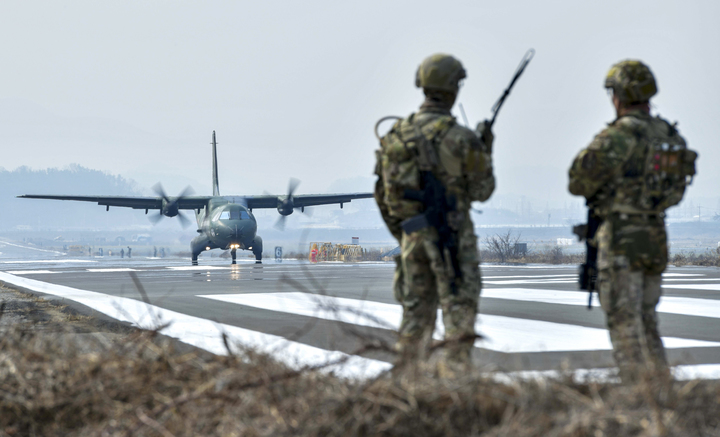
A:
415,54,466,93
604,60,657,104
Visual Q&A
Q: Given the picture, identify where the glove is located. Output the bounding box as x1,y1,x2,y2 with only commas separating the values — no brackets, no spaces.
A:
476,119,494,152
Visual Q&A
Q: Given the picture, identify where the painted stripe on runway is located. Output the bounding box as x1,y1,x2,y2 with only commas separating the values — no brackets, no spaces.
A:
167,266,230,271
0,272,390,379
662,273,707,277
5,270,58,275
481,284,720,319
493,364,720,383
481,265,571,269
0,259,96,264
483,273,703,281
485,279,576,285
198,292,720,353
663,284,720,291
86,268,138,273
483,274,576,279
480,288,720,319
0,241,66,255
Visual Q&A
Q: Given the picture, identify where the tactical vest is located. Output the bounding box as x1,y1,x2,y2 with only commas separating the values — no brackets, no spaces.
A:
612,115,697,214
376,113,455,219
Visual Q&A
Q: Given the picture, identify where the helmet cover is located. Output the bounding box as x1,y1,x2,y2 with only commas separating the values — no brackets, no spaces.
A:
415,54,466,92
605,60,657,104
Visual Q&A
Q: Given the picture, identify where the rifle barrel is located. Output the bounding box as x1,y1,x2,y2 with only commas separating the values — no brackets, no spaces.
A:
489,48,535,127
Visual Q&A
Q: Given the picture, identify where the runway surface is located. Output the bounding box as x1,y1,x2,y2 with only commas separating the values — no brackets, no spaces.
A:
2,239,720,380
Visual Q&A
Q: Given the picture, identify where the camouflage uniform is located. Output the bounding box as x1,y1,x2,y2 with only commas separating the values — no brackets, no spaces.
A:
568,60,696,382
374,54,495,366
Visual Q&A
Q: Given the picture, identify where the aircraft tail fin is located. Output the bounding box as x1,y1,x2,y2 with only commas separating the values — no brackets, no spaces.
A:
211,131,220,196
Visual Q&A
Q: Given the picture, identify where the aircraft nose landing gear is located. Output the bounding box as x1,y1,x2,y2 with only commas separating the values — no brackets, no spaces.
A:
231,248,237,265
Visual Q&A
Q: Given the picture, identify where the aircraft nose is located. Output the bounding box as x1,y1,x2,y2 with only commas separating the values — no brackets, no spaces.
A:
227,220,255,239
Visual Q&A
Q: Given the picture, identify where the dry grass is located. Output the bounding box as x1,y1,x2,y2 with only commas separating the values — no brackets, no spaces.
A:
671,250,720,267
1,317,720,436
481,246,585,265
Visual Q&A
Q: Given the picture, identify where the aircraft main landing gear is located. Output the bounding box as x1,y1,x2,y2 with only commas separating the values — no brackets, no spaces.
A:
252,235,263,264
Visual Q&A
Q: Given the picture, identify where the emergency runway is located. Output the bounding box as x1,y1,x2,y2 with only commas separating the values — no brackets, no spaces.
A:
2,244,720,379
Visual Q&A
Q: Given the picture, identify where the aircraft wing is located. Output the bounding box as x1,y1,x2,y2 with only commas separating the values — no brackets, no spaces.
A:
17,195,211,210
236,193,374,209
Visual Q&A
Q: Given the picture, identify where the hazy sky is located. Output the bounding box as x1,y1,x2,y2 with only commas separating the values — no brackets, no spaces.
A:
2,0,718,210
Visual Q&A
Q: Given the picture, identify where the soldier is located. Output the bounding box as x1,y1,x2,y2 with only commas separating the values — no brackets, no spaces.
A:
568,60,697,382
374,54,495,371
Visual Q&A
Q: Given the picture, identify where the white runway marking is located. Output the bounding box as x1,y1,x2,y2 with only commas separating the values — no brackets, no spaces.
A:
167,266,230,271
198,292,720,353
0,259,96,264
485,279,576,285
0,272,390,379
494,364,720,382
86,268,138,273
482,288,720,319
483,274,575,279
483,273,702,281
0,240,66,255
481,265,570,269
5,270,58,275
662,273,707,277
663,284,720,291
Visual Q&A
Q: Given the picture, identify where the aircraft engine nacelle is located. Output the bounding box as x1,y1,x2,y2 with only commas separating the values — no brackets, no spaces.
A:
161,198,179,217
277,199,294,216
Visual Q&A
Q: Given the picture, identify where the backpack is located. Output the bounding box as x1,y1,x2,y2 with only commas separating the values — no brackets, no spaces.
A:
616,117,697,212
375,113,455,219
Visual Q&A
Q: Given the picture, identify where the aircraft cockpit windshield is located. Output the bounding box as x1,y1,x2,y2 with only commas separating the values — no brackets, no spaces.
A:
216,208,250,221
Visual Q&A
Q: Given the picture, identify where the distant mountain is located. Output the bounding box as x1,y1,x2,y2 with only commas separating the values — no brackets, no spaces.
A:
0,165,148,231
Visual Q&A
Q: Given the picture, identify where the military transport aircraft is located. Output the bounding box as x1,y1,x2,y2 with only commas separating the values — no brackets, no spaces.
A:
19,132,372,265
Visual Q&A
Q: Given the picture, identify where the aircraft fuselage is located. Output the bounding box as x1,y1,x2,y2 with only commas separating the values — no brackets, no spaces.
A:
190,197,262,264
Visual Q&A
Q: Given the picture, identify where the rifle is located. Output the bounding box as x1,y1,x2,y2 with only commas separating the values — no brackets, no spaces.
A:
402,171,461,294
573,207,601,309
476,48,535,144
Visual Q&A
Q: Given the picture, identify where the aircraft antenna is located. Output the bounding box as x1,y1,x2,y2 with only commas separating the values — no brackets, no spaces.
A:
211,131,220,196
458,103,470,128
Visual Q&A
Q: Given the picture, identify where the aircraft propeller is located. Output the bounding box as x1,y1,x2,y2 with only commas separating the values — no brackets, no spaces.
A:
149,183,195,228
274,178,301,231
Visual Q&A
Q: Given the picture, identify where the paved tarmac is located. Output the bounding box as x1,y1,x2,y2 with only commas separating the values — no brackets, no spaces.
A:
2,238,720,378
